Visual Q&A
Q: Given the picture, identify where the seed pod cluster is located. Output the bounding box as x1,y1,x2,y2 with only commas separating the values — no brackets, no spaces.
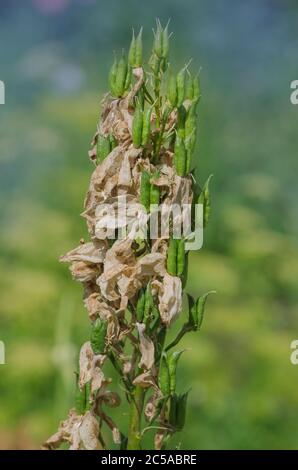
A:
109,54,132,98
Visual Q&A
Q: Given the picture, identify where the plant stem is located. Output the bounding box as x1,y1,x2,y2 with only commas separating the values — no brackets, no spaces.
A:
127,384,145,449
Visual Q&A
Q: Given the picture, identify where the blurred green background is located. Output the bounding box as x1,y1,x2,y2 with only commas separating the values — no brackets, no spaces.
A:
0,0,298,450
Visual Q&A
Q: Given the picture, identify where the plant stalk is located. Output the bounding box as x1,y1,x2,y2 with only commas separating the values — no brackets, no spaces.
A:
127,384,145,449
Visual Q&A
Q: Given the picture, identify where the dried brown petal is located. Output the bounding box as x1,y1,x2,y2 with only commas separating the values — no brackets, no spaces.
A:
79,411,101,450
60,240,107,264
155,273,182,326
136,323,155,371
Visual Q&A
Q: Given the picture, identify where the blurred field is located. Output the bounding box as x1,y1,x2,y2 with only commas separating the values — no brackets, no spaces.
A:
0,0,298,449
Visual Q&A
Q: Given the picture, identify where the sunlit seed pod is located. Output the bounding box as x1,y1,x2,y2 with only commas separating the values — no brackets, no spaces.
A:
166,238,178,275
114,54,128,97
90,318,107,354
174,135,187,176
176,239,185,276
167,350,185,395
109,57,118,96
176,67,186,107
97,134,111,162
141,106,152,146
140,170,151,212
177,105,187,139
136,288,146,323
132,101,144,148
158,353,171,397
197,174,212,227
167,73,178,107
193,74,201,102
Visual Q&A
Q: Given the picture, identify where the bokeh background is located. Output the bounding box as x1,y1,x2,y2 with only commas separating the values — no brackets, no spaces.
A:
0,0,298,449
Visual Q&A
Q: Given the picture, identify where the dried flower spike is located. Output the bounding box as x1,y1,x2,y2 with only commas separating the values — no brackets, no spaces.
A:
44,22,213,451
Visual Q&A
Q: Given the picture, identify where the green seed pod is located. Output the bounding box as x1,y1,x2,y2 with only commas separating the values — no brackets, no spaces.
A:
150,174,160,208
185,102,197,138
75,385,86,415
114,55,127,97
177,105,187,139
187,293,196,328
166,238,178,275
109,57,118,97
195,291,215,330
153,21,163,58
167,73,177,107
169,394,178,427
197,175,212,227
150,184,160,208
149,53,160,75
181,251,189,289
185,74,194,101
176,391,189,430
124,65,132,93
90,318,107,354
136,288,146,323
174,136,186,177
128,30,136,67
176,67,186,107
193,74,201,102
141,107,152,146
140,170,151,212
132,101,143,148
158,352,171,397
176,239,185,276
128,28,142,68
168,350,185,395
97,134,111,162
135,28,143,67
162,22,170,59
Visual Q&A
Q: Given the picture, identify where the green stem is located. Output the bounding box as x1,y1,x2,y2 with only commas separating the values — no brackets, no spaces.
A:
127,384,145,449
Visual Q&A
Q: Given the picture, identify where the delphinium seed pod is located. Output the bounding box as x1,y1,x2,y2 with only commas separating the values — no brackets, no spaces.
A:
167,72,178,108
174,135,187,176
167,350,185,395
176,67,186,107
136,288,146,323
158,353,171,397
90,318,107,354
166,238,178,275
128,28,143,68
140,170,151,211
132,100,144,148
197,175,212,227
141,106,152,146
